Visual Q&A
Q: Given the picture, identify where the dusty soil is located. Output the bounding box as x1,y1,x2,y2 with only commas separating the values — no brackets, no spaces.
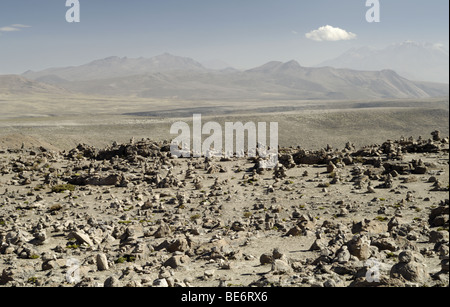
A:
0,130,448,287
0,96,448,287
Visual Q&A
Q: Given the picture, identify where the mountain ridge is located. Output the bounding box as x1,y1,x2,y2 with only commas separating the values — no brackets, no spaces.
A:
317,41,449,84
0,75,68,95
22,53,208,82
2,53,448,100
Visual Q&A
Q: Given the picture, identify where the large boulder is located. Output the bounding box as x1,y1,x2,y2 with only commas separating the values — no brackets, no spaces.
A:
347,235,372,261
390,251,429,283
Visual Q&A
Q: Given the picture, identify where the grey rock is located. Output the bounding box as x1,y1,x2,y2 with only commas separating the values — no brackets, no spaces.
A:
96,253,109,271
6,230,33,245
286,226,302,237
390,251,429,283
204,269,215,278
69,231,94,247
163,254,191,269
352,219,387,234
42,259,59,271
271,259,292,275
429,230,449,243
0,269,14,286
327,162,337,174
310,237,329,251
153,278,169,287
33,231,47,244
441,256,449,272
334,246,351,264
347,235,371,261
104,276,121,287
166,238,190,253
390,261,428,283
154,223,172,238
371,237,398,252
260,253,273,265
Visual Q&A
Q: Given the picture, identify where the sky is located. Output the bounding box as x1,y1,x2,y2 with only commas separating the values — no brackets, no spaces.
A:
0,0,448,74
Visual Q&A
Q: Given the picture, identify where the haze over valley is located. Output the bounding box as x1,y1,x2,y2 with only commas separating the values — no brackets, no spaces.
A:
0,47,448,151
15,51,449,101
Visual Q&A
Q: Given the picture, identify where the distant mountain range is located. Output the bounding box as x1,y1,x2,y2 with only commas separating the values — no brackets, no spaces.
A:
317,41,449,84
2,51,448,100
22,53,207,82
0,75,68,95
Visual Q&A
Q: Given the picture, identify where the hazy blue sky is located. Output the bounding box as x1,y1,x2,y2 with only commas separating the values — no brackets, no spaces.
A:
0,0,448,74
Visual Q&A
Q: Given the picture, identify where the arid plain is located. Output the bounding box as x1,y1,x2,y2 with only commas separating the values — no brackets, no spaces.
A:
1,93,448,151
0,92,449,287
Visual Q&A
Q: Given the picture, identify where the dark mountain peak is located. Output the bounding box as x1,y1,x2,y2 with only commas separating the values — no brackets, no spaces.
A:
245,61,282,73
379,69,402,78
154,52,179,59
85,56,128,67
20,53,207,81
149,53,206,70
247,60,302,73
280,60,302,70
152,53,196,62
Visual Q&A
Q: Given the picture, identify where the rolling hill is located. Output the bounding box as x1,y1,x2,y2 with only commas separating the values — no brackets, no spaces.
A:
0,75,68,95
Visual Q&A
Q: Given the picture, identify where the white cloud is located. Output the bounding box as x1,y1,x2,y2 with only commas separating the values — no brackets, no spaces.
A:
11,24,31,28
305,25,357,42
0,24,31,33
0,26,20,32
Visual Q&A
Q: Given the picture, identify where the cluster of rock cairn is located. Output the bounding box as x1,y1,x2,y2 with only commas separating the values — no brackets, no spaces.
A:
0,131,448,287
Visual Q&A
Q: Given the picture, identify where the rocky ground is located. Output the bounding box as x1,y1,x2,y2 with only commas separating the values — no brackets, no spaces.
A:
0,131,448,288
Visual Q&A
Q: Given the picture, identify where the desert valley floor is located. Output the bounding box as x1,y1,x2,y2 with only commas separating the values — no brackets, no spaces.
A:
0,97,448,287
